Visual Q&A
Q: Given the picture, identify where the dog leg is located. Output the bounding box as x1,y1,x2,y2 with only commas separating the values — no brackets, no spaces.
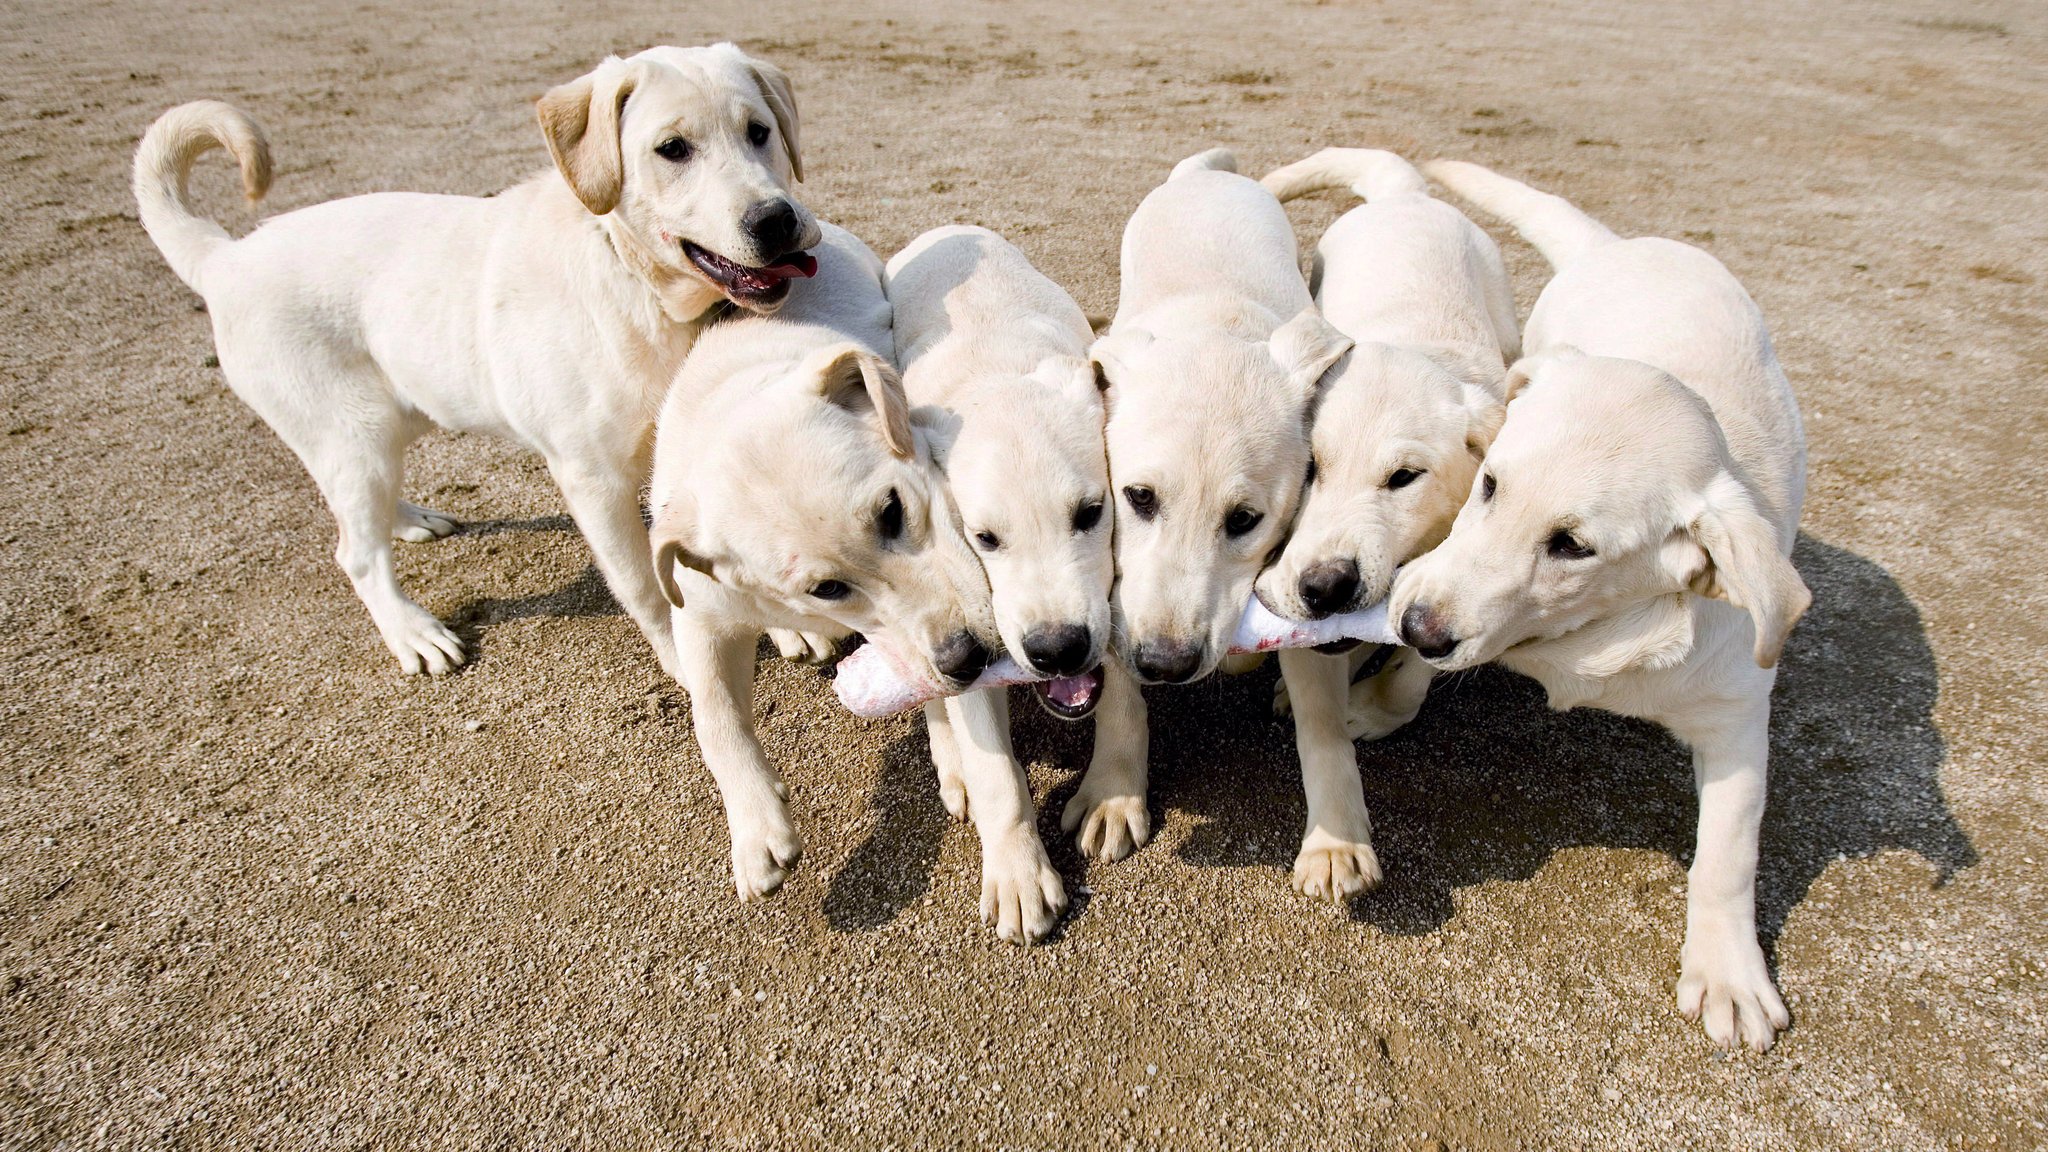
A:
767,627,839,665
1061,662,1151,862
1344,647,1434,741
673,606,800,900
922,699,969,822
1280,647,1382,901
393,500,459,543
546,455,681,680
946,689,1066,943
314,441,467,676
1670,700,1787,1052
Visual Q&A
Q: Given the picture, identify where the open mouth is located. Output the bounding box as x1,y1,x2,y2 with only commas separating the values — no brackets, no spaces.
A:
1032,665,1105,721
682,241,816,306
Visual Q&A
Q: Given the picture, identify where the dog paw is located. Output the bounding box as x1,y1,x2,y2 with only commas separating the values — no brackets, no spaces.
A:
729,806,804,902
1342,699,1419,743
384,609,467,676
768,628,838,665
1272,677,1294,718
1061,788,1150,863
1291,829,1383,902
1677,926,1788,1052
978,829,1067,944
393,501,459,543
936,763,970,823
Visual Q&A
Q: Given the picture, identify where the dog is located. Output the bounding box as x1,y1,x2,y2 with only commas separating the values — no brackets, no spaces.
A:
884,224,1106,941
1249,148,1519,899
648,221,1000,904
1068,149,1353,862
1398,160,1811,1051
133,44,817,678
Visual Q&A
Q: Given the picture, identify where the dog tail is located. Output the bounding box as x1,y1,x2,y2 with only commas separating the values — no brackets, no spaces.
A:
133,100,272,293
1170,147,1239,180
1261,147,1429,204
1422,159,1617,270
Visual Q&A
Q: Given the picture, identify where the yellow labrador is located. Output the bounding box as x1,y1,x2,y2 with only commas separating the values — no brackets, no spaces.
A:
1252,148,1519,900
1400,160,1810,1051
133,44,815,677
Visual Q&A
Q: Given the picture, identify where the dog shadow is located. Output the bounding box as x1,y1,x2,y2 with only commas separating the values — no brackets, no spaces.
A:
823,722,949,933
1025,533,1974,949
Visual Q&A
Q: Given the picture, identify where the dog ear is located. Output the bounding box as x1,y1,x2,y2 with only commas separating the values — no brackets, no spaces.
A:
648,495,712,610
1461,382,1505,459
1268,307,1353,407
1034,355,1103,413
1502,345,1587,405
537,57,643,216
1679,473,1811,668
1087,329,1152,394
735,49,804,182
807,344,914,459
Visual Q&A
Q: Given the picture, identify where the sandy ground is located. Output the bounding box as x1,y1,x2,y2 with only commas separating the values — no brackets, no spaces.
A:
2,0,2044,1147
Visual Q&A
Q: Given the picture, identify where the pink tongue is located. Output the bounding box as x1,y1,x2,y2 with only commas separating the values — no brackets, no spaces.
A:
1047,674,1095,709
765,252,817,279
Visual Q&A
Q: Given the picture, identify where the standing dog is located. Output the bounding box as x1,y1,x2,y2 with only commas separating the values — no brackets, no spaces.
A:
1251,148,1518,899
649,222,1000,904
1070,150,1353,862
886,225,1106,941
133,44,815,677
1399,161,1810,1051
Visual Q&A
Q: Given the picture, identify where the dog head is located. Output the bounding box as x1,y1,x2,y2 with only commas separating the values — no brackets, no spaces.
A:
1094,309,1353,684
1255,342,1503,620
1391,348,1809,675
651,343,1000,688
932,356,1113,716
538,43,821,313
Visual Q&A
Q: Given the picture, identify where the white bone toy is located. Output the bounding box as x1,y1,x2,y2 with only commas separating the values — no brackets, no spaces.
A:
833,597,1399,719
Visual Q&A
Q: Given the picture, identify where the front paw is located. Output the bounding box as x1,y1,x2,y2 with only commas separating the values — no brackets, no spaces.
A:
1342,696,1421,743
1060,784,1150,863
729,803,803,901
1291,827,1383,902
768,628,838,665
978,829,1068,944
1677,922,1789,1052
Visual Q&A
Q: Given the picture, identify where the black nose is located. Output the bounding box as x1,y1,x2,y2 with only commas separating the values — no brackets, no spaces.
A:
932,631,991,685
1132,638,1204,684
1021,623,1094,677
742,199,800,257
1297,559,1361,618
1399,604,1460,660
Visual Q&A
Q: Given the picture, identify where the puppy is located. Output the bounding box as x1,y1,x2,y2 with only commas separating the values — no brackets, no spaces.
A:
649,221,1000,903
1070,150,1353,862
1250,148,1519,899
885,225,1106,941
133,45,817,677
1400,161,1811,1051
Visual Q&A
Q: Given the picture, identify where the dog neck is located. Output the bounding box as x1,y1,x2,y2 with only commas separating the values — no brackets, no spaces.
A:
599,213,731,326
1500,593,1697,710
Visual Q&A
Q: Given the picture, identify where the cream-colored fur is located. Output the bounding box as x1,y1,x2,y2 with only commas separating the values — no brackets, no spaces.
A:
132,44,818,677
1398,160,1811,1051
1069,148,1353,862
885,225,1105,942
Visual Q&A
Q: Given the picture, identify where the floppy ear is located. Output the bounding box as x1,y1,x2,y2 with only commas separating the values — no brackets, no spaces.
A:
648,495,712,610
737,51,803,181
537,57,643,215
806,344,914,459
1502,344,1586,405
1461,382,1505,459
1268,307,1353,407
1033,355,1103,414
1683,473,1811,668
1087,328,1152,393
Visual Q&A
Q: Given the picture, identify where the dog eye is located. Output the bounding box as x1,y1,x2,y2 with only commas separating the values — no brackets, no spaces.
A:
1481,473,1497,502
973,530,1001,551
1072,500,1104,532
877,489,903,540
1123,485,1158,521
654,137,691,162
1386,467,1425,490
747,121,771,147
1224,506,1263,537
1546,530,1595,560
809,579,852,601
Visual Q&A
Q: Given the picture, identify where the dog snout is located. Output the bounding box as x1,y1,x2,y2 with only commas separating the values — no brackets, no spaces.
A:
742,199,802,257
931,630,992,686
1132,638,1204,685
1399,604,1460,660
1297,559,1361,618
1021,623,1094,677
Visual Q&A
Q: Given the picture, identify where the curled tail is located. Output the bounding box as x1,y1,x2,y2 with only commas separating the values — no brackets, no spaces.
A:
1422,159,1617,270
133,100,272,293
1170,147,1239,180
1261,147,1428,204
